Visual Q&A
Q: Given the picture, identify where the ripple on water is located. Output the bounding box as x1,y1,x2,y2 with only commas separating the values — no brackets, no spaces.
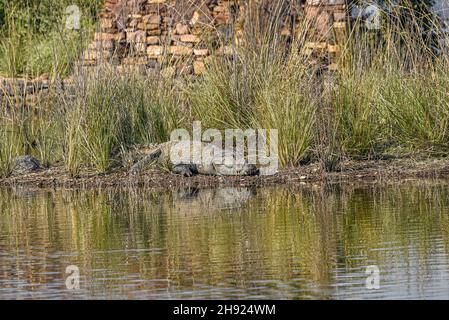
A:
1,184,449,299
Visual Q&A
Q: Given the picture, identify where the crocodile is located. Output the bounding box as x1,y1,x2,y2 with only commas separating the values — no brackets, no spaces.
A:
10,155,42,176
128,141,259,177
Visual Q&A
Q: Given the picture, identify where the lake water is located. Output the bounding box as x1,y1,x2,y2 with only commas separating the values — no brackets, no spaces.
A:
1,183,449,300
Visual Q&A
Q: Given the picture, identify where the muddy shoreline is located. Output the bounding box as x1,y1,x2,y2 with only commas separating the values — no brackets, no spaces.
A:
1,156,449,191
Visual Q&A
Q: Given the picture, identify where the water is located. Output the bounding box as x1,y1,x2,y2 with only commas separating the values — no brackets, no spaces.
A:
1,183,449,300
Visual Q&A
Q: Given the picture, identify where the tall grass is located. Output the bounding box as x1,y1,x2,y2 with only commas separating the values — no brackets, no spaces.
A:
1,70,187,177
0,1,99,78
0,96,64,176
62,70,186,175
2,1,449,177
380,69,449,152
190,2,318,167
191,51,318,167
332,70,388,156
334,2,449,157
0,121,26,176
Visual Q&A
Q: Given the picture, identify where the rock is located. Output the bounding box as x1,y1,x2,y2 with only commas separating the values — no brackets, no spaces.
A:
11,156,42,176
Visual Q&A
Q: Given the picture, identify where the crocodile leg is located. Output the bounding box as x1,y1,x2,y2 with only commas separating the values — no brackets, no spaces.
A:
172,164,198,177
129,149,162,175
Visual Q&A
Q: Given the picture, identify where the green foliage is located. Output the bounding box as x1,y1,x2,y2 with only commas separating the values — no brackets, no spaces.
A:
0,1,4,28
0,0,102,33
333,72,387,156
380,70,449,150
190,45,317,167
2,0,449,177
63,72,185,175
0,0,101,77
0,121,26,177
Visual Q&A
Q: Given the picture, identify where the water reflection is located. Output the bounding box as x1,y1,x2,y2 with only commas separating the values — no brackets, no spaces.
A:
1,183,449,299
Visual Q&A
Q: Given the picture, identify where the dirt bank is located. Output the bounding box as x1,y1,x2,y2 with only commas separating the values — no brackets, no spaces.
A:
1,156,449,191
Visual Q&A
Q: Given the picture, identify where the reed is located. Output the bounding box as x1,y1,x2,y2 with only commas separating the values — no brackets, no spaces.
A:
1,1,449,177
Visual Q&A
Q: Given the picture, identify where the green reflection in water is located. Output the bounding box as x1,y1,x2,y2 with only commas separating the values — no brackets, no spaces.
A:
1,183,449,299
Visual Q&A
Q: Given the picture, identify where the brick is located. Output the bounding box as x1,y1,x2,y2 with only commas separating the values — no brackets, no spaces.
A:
146,36,161,44
193,49,209,56
193,61,206,75
168,46,193,56
143,14,161,24
147,46,163,57
178,34,200,43
175,23,189,35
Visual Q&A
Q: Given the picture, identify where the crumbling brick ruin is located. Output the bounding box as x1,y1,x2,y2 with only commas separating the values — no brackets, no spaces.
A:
82,0,349,75
0,0,349,107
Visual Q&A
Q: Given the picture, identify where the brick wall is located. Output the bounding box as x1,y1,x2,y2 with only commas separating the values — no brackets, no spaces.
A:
0,1,349,107
81,0,349,75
